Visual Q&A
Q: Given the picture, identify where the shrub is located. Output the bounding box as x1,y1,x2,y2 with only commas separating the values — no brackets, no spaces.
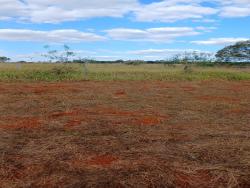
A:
50,66,77,75
125,60,145,65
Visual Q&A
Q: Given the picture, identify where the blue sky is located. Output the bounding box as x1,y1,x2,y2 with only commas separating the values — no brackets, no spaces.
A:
0,0,249,61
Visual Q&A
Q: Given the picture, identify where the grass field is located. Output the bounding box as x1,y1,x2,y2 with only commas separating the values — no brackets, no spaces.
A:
1,63,250,81
0,63,250,187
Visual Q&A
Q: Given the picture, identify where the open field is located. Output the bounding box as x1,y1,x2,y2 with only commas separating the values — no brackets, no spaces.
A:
1,63,250,81
0,80,250,187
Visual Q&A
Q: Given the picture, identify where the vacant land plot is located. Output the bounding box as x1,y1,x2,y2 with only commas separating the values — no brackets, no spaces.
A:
0,80,250,187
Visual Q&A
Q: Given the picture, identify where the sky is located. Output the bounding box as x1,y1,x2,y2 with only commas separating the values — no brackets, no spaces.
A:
0,0,250,61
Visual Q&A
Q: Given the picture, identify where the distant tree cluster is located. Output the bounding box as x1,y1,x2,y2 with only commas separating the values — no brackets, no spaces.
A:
0,56,11,63
170,51,214,63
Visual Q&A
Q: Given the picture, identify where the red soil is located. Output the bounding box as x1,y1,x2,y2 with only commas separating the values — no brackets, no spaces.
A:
11,83,84,95
64,119,82,129
174,170,212,188
181,86,196,92
197,95,240,103
50,106,168,127
157,83,175,89
0,116,41,130
50,107,139,119
1,81,250,187
135,116,163,126
114,90,126,96
86,155,118,167
94,107,138,116
226,108,250,115
49,110,80,118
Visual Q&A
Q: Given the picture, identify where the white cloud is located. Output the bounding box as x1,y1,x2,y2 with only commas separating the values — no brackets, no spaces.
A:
193,19,217,23
218,0,250,6
215,0,250,17
191,37,249,45
195,26,217,32
133,0,250,22
0,0,139,23
0,0,27,20
0,0,250,23
220,6,250,17
105,27,200,42
0,29,105,42
134,1,218,22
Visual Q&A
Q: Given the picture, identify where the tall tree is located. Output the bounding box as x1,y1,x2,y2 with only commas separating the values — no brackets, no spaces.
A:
216,40,250,62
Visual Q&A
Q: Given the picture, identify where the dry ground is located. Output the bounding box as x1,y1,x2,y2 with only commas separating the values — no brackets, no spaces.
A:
0,81,250,188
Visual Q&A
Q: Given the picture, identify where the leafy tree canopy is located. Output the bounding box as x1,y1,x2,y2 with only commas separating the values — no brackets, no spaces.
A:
216,40,250,62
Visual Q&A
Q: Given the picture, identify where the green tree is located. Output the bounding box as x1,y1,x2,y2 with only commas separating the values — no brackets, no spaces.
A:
0,56,10,63
216,40,250,62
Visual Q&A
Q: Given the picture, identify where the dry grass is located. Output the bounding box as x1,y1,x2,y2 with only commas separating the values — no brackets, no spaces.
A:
0,80,250,187
1,63,250,81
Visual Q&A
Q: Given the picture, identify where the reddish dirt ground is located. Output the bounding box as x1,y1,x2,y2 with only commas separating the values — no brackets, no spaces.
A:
0,81,250,188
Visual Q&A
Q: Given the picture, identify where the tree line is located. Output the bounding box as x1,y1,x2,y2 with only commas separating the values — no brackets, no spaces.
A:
1,40,250,64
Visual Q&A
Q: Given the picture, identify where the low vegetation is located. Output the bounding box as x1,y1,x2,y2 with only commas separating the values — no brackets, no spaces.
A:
0,63,250,81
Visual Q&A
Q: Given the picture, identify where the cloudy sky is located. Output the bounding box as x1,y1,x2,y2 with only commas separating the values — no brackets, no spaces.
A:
0,0,249,61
